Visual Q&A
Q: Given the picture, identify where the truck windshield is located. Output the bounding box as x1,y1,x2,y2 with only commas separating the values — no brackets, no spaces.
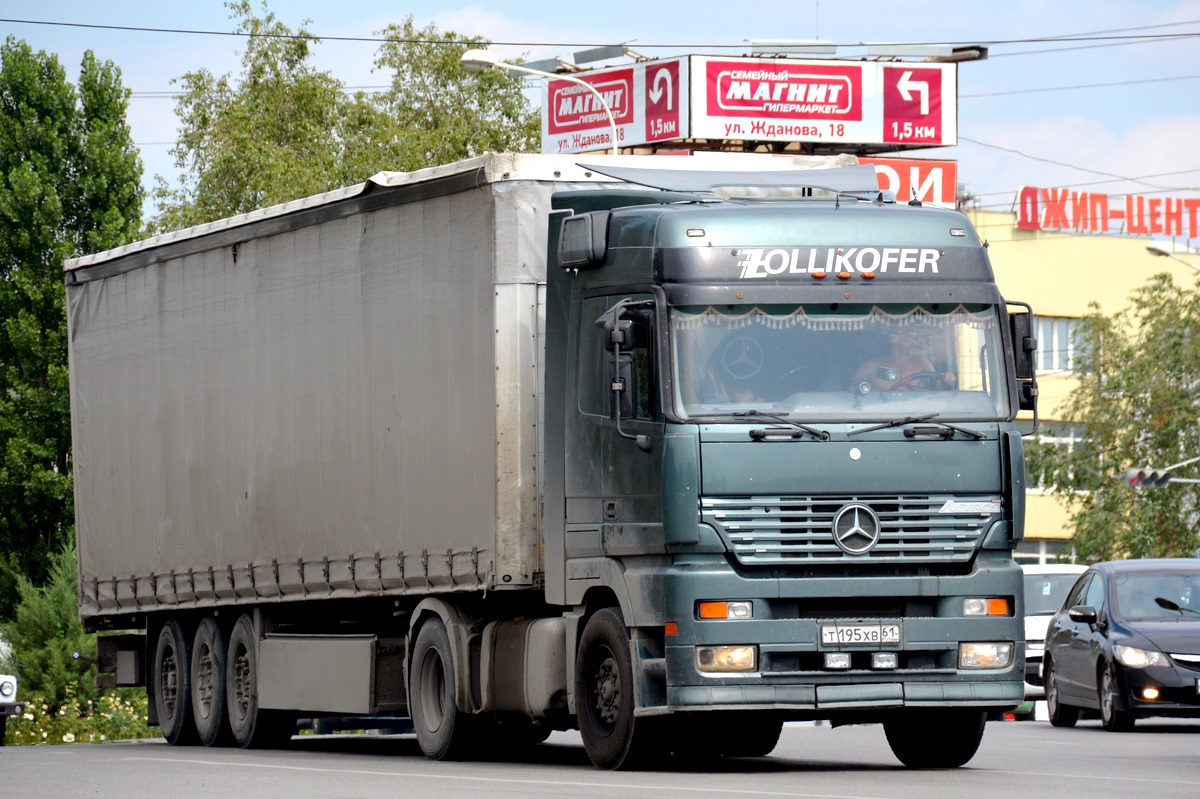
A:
671,303,1010,421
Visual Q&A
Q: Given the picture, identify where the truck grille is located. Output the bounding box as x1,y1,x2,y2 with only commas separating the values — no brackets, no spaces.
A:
701,495,1000,567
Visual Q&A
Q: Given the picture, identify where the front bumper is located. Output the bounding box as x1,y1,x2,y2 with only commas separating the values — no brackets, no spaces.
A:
1117,662,1200,718
653,559,1024,716
0,702,25,719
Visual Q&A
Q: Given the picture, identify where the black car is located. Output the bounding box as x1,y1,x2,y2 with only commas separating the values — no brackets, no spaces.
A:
1044,558,1200,731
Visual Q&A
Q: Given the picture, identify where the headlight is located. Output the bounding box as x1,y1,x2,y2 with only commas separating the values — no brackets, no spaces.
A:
959,642,1014,669
1114,644,1166,668
696,645,757,673
0,677,15,698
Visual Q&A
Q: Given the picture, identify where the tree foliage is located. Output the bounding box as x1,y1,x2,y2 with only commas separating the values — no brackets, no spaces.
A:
152,2,539,231
0,37,143,616
1027,272,1200,562
0,545,99,710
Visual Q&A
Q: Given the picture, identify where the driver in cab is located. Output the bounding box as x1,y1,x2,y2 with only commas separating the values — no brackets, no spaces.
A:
851,327,957,394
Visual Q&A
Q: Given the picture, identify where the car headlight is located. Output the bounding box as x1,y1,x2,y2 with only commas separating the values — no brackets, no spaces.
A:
0,677,15,699
1113,644,1166,668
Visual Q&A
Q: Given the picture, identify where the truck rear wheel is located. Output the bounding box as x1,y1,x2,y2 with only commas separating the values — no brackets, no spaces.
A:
153,619,199,746
883,709,986,768
575,608,663,770
191,617,232,746
409,617,477,760
226,614,294,748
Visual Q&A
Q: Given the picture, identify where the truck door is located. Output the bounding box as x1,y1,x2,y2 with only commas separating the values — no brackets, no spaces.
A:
563,294,665,601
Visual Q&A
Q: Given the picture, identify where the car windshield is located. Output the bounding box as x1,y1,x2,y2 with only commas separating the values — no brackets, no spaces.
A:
671,303,1009,421
1024,572,1082,615
1113,571,1200,621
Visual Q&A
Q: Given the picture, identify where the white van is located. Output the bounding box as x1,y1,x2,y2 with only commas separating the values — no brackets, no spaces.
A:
1021,563,1087,702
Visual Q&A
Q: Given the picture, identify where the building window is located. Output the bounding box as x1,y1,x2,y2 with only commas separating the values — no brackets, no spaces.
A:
1033,316,1077,372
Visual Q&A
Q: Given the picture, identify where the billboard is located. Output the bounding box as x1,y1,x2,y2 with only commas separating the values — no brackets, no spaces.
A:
540,56,956,154
1016,186,1200,239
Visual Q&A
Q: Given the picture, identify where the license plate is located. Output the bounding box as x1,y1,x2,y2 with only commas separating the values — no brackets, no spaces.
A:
821,623,901,645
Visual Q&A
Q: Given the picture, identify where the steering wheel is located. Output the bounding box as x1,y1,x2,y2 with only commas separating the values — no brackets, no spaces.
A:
890,371,945,391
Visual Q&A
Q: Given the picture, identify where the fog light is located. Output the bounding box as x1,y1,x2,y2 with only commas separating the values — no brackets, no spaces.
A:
696,645,757,673
824,652,851,670
963,598,1010,616
959,642,1014,669
871,652,899,670
1143,687,1160,701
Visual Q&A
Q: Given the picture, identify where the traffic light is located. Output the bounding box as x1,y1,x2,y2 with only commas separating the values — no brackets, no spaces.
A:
1117,467,1172,488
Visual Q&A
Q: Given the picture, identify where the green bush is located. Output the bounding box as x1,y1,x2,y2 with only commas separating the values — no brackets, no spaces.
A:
4,686,157,745
0,544,99,709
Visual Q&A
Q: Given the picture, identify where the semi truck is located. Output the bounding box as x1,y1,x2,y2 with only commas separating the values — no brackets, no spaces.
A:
66,152,1037,769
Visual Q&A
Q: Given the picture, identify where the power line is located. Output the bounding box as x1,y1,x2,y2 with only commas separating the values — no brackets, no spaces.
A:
2,16,1199,50
961,75,1200,99
956,136,1192,192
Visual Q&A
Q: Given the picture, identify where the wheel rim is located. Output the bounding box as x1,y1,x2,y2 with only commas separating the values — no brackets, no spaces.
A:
232,642,252,722
195,642,215,718
160,644,180,720
1101,669,1115,723
592,654,621,728
418,649,447,734
1046,666,1058,713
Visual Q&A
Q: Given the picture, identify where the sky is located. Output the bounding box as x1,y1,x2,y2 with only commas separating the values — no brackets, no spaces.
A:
2,0,1198,230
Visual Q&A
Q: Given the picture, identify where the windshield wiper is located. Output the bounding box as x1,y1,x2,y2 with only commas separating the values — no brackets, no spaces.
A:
848,413,940,436
902,422,987,440
1155,597,1200,617
731,409,830,440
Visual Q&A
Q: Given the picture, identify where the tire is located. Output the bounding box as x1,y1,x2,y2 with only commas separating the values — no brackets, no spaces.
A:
153,619,199,746
574,608,664,770
226,614,294,749
883,710,986,769
1099,665,1136,732
1045,659,1079,728
669,712,784,760
191,617,232,746
409,616,477,761
724,714,784,758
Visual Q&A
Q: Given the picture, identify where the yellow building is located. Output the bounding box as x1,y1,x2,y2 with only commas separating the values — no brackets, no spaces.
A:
965,208,1200,563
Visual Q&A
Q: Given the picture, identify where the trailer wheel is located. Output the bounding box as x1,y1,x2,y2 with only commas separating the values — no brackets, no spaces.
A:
153,619,199,746
575,608,662,770
191,617,232,746
883,709,986,768
409,617,476,760
226,615,294,749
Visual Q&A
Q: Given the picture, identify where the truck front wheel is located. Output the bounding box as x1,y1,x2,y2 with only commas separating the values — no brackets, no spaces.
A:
575,608,662,770
154,619,199,746
883,709,986,768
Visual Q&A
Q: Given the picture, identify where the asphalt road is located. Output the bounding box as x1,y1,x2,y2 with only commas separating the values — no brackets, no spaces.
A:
3,717,1198,799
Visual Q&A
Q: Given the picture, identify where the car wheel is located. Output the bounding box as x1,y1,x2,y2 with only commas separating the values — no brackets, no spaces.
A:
1045,658,1078,728
1099,665,1135,732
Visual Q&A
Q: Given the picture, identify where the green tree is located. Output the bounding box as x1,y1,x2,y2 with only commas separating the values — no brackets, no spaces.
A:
1027,272,1200,562
0,37,143,616
0,544,98,710
372,15,540,167
152,2,539,231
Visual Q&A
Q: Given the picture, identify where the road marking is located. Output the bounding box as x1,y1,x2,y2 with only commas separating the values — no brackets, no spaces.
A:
115,757,887,798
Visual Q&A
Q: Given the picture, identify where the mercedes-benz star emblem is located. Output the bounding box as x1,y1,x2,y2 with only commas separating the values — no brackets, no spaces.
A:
832,503,882,555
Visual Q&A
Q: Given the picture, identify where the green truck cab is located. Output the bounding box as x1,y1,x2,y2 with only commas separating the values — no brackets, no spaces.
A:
544,165,1033,768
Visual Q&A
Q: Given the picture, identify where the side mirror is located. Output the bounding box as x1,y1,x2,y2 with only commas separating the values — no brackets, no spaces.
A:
594,301,654,453
1009,310,1037,382
1067,604,1098,625
1006,302,1039,417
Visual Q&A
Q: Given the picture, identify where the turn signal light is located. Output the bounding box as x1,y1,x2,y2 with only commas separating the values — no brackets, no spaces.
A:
963,597,1010,616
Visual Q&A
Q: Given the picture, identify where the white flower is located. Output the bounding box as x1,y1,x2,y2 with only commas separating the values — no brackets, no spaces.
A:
62,733,76,743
